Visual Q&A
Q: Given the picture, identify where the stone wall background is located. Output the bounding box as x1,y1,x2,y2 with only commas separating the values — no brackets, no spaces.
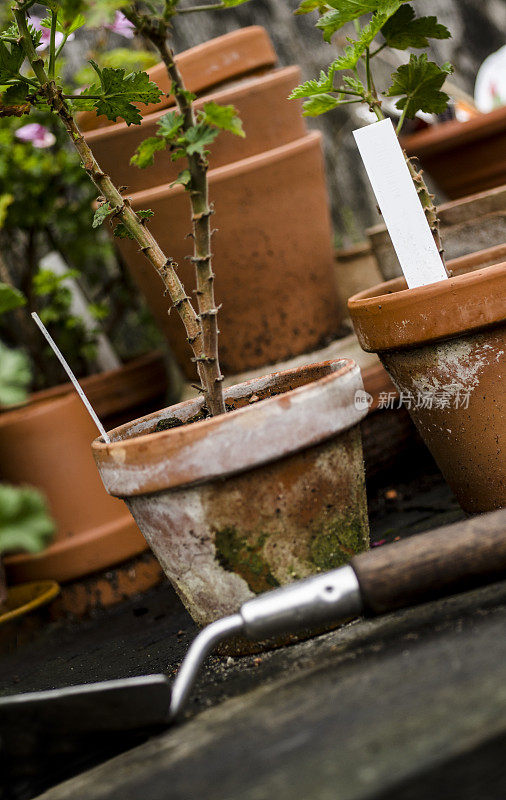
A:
169,0,506,245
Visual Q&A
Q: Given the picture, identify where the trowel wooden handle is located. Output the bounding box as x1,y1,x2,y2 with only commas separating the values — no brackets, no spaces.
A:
351,509,506,616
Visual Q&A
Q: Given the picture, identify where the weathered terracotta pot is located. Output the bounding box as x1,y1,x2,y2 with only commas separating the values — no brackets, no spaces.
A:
84,66,306,194
92,360,370,627
117,133,341,378
1,393,147,586
368,184,506,281
78,26,276,132
400,107,506,200
348,260,506,513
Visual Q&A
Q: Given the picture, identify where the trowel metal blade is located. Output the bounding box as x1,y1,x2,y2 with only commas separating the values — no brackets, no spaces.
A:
0,674,171,739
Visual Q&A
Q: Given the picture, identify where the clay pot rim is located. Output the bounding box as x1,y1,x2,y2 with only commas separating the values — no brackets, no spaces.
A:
124,131,322,204
0,390,75,425
3,513,145,583
92,358,366,497
83,65,300,144
348,261,506,353
400,105,506,156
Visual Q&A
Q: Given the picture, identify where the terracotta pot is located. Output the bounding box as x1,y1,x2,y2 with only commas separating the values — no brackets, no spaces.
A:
1,393,148,585
117,133,341,378
29,351,171,431
400,107,506,200
334,242,383,318
92,359,370,628
368,184,506,281
348,259,506,514
78,26,276,132
84,66,306,194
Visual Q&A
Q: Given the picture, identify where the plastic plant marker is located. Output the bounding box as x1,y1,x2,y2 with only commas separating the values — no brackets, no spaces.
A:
31,312,111,443
353,119,448,289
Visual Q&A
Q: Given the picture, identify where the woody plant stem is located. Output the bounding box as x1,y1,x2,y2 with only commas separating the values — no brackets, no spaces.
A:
14,3,227,416
123,7,225,415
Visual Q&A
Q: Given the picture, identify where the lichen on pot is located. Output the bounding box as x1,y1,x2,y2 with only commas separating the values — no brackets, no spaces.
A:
92,359,370,628
348,260,506,514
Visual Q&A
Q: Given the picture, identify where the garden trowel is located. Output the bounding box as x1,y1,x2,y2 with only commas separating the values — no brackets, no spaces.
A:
1,509,506,745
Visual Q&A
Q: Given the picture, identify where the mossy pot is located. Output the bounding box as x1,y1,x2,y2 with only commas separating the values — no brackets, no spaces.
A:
92,360,370,632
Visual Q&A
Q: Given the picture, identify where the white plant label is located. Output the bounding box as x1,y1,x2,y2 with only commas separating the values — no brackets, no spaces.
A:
353,118,448,289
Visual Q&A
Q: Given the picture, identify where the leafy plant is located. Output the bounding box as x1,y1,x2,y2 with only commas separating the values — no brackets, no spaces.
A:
1,0,251,416
0,483,55,557
291,0,453,261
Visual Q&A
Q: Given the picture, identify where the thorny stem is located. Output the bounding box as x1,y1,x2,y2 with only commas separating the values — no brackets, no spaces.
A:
124,8,225,416
405,154,448,272
177,3,225,12
48,11,57,79
13,4,204,372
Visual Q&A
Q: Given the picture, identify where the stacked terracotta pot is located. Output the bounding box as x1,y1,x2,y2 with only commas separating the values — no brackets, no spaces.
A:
81,26,342,378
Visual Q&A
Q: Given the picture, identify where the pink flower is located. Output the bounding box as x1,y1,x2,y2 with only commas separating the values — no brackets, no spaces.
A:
105,11,135,39
15,124,56,149
30,15,74,52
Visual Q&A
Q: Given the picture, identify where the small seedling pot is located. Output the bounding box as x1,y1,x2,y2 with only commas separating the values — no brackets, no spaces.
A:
92,360,370,628
348,262,506,513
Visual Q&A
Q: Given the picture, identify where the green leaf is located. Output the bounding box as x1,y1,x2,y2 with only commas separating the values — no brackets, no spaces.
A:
0,342,31,406
0,282,25,314
82,66,163,126
294,0,330,15
0,194,13,228
289,69,335,100
331,2,401,70
0,483,54,556
201,101,245,137
170,169,191,188
381,5,451,50
342,74,366,95
130,136,166,169
137,209,154,219
113,222,134,239
157,110,184,141
0,82,30,111
92,201,112,228
316,0,408,42
221,0,252,6
0,39,25,83
184,123,218,157
387,53,453,117
302,93,339,116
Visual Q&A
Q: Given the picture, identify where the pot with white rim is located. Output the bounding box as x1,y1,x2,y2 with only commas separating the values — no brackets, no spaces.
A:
115,133,341,377
92,359,370,635
348,258,506,514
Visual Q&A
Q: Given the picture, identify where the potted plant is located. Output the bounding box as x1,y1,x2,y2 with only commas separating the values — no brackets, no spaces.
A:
0,0,370,629
292,0,505,514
